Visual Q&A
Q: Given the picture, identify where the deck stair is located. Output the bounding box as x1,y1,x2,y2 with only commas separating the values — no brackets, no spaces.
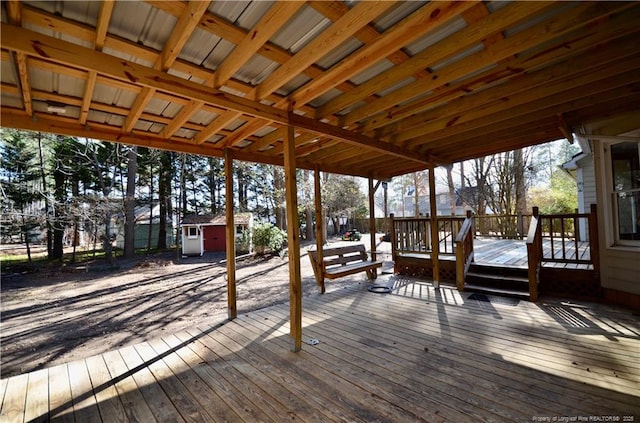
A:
464,263,530,299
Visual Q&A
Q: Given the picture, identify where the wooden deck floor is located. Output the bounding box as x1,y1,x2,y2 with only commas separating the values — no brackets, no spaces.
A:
1,276,638,422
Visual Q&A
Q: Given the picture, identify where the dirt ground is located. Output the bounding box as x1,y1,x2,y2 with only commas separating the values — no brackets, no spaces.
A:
1,236,389,378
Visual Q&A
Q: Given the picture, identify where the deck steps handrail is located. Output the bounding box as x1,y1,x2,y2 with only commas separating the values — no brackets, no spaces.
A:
454,211,475,291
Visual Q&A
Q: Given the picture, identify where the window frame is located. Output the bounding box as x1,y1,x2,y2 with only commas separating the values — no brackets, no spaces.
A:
603,140,640,247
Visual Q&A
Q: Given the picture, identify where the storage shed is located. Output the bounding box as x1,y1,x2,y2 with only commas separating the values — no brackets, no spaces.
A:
181,213,253,256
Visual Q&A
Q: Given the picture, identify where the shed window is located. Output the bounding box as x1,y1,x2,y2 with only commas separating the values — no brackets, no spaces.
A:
187,227,199,239
609,142,640,243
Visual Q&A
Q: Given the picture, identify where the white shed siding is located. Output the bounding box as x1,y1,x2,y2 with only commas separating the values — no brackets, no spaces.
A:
181,227,203,255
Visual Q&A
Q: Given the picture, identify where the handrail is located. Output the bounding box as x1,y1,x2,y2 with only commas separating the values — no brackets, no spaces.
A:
525,207,542,301
454,211,475,291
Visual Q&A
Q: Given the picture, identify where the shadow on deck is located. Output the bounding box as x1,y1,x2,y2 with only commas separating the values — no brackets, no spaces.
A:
2,276,638,422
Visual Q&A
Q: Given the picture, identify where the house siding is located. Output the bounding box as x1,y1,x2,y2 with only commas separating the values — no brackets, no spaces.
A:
593,141,640,302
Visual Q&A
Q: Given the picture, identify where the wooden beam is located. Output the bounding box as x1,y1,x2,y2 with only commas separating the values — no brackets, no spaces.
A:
372,14,640,138
316,1,555,118
254,1,397,101
224,149,237,320
124,0,210,132
288,112,431,165
6,1,32,117
368,178,377,262
313,167,325,292
284,124,302,352
406,63,640,149
291,1,474,108
214,1,305,87
428,166,439,288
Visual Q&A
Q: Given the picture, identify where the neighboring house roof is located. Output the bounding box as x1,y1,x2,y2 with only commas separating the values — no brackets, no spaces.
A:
181,213,252,226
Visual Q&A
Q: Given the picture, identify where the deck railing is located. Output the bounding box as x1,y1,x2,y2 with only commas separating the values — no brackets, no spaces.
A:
474,213,532,240
455,211,475,290
390,214,465,256
537,205,598,266
526,204,600,301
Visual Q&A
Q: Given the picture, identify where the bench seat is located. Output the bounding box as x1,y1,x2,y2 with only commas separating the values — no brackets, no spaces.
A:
309,244,383,293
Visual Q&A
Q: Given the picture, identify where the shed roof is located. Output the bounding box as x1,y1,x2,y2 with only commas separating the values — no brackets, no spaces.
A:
1,1,639,179
182,212,252,226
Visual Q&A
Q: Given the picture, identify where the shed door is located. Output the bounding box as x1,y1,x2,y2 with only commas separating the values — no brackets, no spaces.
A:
203,225,226,252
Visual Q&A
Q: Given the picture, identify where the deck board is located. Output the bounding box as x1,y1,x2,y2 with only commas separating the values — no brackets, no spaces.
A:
1,277,639,422
24,368,48,423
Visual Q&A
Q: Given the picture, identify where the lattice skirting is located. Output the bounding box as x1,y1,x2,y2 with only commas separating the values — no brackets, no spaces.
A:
394,256,456,283
539,268,601,299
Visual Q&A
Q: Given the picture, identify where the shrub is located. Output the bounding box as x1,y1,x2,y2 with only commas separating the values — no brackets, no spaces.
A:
252,222,287,255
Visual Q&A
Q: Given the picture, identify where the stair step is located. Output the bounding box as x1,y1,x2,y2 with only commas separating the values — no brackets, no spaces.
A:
466,271,528,284
464,284,530,299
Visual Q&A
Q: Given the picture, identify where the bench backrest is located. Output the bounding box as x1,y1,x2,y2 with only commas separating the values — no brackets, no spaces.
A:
309,244,368,268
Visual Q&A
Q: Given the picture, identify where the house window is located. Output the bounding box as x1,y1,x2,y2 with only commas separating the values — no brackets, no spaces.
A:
187,227,198,239
609,142,640,243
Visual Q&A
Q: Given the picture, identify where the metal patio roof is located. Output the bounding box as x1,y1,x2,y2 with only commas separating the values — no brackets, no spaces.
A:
1,1,639,179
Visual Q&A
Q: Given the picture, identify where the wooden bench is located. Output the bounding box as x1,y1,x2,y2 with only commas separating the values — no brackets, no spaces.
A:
308,244,383,293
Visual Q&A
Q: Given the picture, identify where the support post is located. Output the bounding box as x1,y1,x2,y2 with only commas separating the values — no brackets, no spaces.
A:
428,166,440,288
368,178,377,262
224,149,237,320
313,166,325,293
284,124,302,352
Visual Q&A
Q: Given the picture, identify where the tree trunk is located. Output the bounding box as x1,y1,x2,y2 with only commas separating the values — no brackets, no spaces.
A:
37,133,53,258
446,164,456,215
124,146,137,258
157,151,171,249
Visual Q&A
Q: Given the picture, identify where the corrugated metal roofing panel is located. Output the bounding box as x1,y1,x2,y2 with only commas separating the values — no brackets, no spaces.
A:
2,94,24,110
234,1,275,30
201,38,237,71
161,102,184,119
108,1,155,44
180,27,224,68
349,59,394,85
135,6,178,52
431,43,485,72
372,1,427,32
144,97,171,116
175,128,197,140
315,38,363,69
270,5,330,52
28,67,54,92
130,119,153,132
1,59,16,85
308,88,342,109
254,126,277,138
86,109,107,125
404,16,467,56
234,55,279,86
210,1,251,25
377,77,415,97
190,109,218,127
92,83,134,109
278,74,311,97
57,73,85,98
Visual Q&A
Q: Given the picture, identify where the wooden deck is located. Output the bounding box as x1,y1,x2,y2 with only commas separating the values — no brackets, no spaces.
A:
1,276,638,422
401,238,593,269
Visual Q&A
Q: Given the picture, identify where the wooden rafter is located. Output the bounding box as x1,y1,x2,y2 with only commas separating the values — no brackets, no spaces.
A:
124,0,211,133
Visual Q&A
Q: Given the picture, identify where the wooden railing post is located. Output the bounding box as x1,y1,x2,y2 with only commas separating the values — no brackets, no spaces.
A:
526,207,541,301
390,213,396,259
455,211,475,291
588,204,600,278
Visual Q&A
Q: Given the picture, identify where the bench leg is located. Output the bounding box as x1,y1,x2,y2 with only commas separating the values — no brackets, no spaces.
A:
366,269,378,280
313,272,326,294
